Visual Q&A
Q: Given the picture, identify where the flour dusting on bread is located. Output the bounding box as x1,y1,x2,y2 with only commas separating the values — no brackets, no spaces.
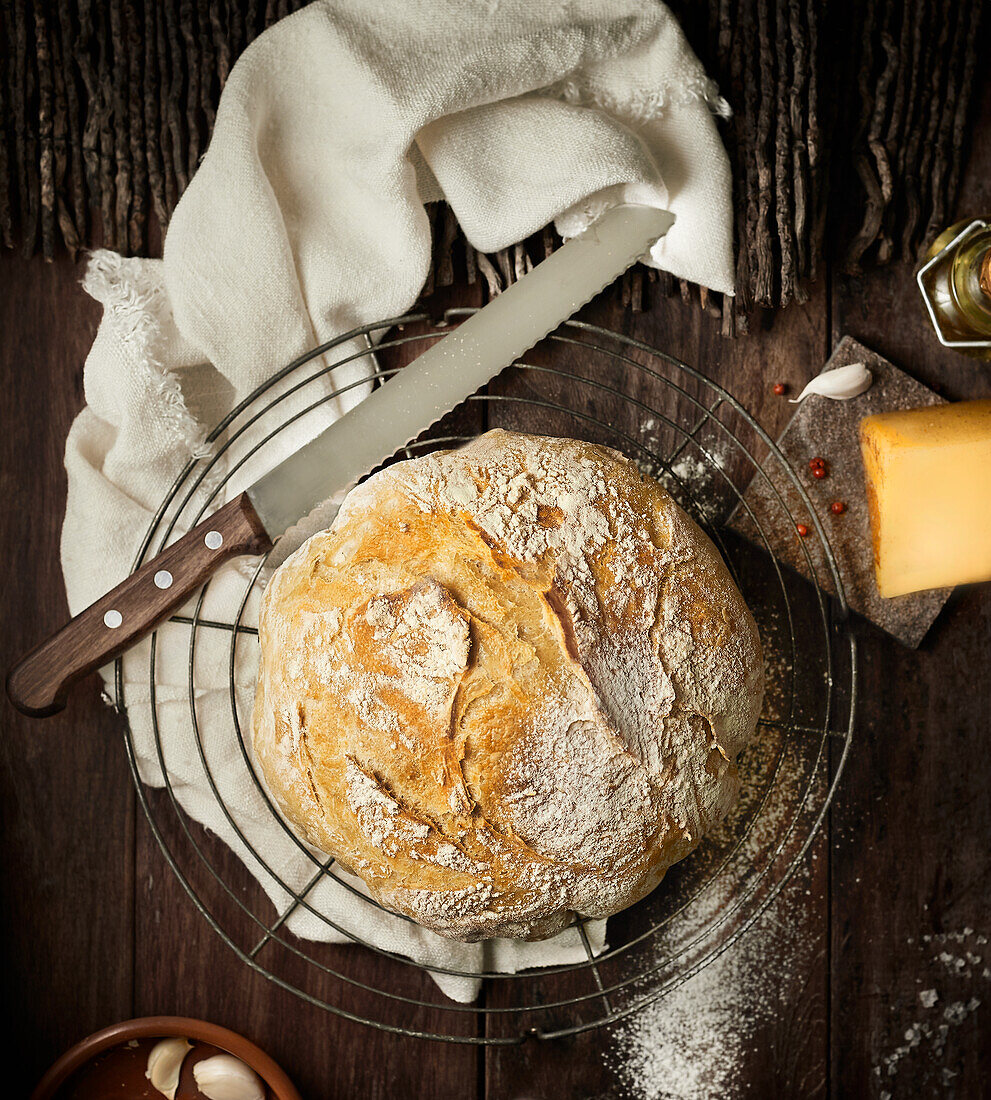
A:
252,430,764,940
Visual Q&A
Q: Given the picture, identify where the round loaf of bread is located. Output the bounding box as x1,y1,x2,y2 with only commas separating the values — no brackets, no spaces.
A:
252,430,763,940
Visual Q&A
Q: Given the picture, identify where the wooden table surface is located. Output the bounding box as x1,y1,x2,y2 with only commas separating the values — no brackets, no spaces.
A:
3,82,989,1100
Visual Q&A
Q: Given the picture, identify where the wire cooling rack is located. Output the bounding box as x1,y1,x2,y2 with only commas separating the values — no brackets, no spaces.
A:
112,310,856,1043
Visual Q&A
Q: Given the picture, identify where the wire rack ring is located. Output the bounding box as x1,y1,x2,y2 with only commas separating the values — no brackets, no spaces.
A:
113,311,856,1043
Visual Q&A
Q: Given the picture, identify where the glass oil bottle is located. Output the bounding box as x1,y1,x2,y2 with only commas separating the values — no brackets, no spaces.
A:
917,218,991,360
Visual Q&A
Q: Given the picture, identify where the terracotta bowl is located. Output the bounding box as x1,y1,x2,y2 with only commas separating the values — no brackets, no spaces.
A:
31,1016,303,1100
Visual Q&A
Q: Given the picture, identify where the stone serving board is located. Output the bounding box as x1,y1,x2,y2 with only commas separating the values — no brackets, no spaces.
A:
728,336,950,648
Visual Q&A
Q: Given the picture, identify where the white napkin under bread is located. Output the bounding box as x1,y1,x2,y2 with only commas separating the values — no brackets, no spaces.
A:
60,0,734,1002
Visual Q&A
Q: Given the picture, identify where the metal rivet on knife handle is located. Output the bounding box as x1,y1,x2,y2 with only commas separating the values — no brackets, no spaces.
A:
7,206,673,719
5,492,273,718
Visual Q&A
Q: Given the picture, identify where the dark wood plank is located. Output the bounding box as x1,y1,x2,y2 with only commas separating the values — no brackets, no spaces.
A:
828,73,991,1097
127,275,486,1099
4,70,990,1099
0,252,135,1094
485,282,832,1097
132,798,483,1099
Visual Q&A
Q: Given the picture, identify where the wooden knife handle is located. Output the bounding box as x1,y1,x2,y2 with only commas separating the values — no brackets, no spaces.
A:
6,492,273,718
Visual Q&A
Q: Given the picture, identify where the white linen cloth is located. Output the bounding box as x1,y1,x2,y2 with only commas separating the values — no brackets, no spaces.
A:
60,0,734,1003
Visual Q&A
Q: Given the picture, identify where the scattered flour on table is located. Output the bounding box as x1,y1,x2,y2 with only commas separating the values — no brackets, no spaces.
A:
874,927,988,1097
601,493,811,1100
605,871,814,1100
605,741,823,1100
660,453,729,524
608,914,987,1100
637,419,734,525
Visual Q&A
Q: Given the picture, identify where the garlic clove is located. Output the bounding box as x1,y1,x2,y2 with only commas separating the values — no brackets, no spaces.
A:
192,1053,266,1100
145,1037,192,1100
789,362,873,403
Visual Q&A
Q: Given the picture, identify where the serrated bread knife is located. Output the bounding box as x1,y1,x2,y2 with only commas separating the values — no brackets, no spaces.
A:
7,204,674,717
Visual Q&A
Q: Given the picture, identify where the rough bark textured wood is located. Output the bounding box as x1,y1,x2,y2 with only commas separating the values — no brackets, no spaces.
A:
50,0,80,258
95,0,115,250
124,0,146,254
75,0,100,220
0,0,985,320
33,3,55,261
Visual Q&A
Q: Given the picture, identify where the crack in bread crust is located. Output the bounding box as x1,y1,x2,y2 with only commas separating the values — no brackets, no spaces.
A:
252,430,764,940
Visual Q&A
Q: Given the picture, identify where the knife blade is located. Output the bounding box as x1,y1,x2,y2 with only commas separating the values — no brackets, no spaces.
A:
248,204,673,535
7,204,673,717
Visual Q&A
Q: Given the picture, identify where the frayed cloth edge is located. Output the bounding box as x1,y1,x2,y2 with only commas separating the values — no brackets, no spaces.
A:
541,75,732,124
82,250,208,460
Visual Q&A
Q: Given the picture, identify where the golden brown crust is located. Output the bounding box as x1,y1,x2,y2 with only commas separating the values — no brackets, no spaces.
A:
252,431,764,940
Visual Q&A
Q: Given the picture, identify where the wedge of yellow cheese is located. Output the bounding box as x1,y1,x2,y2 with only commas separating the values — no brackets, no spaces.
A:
860,399,991,598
